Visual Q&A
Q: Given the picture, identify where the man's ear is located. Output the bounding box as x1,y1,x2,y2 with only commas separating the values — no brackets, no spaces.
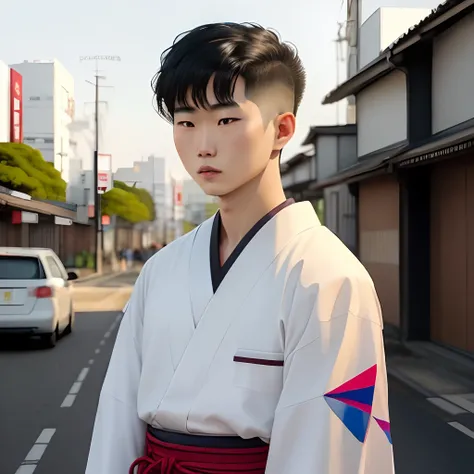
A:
273,112,296,152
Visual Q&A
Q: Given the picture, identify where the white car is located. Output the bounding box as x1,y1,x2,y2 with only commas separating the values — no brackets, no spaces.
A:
0,247,78,348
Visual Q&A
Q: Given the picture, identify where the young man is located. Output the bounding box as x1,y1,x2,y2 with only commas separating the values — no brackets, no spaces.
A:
85,23,395,474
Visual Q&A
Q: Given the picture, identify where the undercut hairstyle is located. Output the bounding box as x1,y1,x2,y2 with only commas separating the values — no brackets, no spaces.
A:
152,22,306,123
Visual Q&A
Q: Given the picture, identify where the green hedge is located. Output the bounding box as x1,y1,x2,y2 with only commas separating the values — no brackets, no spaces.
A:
0,142,67,201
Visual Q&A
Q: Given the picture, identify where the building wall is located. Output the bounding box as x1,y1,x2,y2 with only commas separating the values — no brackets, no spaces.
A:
0,61,10,142
182,178,216,225
430,156,474,352
11,62,54,161
317,136,338,180
114,156,168,239
9,60,74,181
357,70,407,156
53,60,74,181
359,8,431,69
432,12,474,134
358,175,400,327
324,184,357,254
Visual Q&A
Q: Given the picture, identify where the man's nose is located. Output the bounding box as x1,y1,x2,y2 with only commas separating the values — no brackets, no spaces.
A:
197,131,217,157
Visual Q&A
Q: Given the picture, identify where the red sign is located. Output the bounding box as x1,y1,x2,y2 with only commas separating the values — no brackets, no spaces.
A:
98,172,109,192
173,182,183,206
9,68,23,143
11,210,22,224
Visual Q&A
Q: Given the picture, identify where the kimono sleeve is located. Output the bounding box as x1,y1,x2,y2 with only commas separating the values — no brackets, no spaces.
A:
265,276,395,474
85,268,148,474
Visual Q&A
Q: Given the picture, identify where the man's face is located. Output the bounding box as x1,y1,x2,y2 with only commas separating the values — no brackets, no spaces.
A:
173,76,293,197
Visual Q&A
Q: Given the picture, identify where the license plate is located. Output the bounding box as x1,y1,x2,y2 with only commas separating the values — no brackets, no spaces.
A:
3,291,11,302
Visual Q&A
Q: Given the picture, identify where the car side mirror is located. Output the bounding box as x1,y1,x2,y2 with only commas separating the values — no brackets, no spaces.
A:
67,271,78,281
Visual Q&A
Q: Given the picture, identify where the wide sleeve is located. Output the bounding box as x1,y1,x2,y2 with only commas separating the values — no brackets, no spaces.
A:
265,275,395,474
85,269,148,474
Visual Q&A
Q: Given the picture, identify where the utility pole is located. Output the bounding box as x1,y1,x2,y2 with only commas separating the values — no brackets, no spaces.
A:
80,55,121,273
334,22,347,125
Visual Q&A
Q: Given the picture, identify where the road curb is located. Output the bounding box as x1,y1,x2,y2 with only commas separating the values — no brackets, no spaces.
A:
386,365,436,398
75,272,114,283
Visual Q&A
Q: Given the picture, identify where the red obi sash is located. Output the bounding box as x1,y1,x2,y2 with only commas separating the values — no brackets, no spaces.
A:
129,431,269,474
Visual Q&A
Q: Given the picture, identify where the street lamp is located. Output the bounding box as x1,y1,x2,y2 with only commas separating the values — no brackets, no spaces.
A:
80,55,120,273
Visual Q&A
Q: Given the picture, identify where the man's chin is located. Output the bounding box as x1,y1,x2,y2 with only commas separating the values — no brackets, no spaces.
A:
198,181,234,197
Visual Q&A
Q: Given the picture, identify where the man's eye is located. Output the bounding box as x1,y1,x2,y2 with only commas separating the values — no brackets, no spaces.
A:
218,118,239,125
177,121,194,127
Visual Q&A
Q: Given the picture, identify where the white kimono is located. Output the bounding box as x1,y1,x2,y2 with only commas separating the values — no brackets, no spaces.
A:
85,201,395,474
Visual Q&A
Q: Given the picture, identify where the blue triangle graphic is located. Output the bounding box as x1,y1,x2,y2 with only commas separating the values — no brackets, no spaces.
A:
325,396,370,443
326,386,375,406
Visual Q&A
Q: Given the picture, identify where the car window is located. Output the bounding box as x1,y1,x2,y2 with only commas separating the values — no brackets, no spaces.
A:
0,256,45,279
46,256,64,279
51,255,68,279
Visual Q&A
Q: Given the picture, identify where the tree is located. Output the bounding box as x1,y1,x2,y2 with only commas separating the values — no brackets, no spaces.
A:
113,180,156,220
0,142,67,201
101,180,155,224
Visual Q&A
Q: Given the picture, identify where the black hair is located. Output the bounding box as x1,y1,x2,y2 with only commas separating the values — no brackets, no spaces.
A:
152,22,306,123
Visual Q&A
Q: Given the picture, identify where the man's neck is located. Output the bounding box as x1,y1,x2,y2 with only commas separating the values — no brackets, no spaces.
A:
217,164,286,261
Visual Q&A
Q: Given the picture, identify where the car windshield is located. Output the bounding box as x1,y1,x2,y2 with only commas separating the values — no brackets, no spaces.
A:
0,256,42,279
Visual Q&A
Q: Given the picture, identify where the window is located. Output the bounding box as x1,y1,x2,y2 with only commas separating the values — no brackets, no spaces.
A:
46,257,64,279
328,191,340,234
0,257,45,280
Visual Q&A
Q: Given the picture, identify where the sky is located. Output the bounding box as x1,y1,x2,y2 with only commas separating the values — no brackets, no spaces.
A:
1,0,442,179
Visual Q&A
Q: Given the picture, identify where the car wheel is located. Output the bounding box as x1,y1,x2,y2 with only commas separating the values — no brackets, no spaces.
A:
64,309,74,335
42,324,58,348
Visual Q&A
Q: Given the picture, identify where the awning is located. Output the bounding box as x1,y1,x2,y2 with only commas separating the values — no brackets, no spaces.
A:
0,190,77,220
309,143,407,191
393,125,474,168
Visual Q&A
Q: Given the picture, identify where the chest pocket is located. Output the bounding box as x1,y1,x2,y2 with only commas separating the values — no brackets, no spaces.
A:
233,349,284,394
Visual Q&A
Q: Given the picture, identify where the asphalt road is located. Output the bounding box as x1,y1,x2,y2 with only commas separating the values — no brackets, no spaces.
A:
0,276,472,473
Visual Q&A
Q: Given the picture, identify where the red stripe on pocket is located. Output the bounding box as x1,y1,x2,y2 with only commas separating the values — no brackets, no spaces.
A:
233,356,284,366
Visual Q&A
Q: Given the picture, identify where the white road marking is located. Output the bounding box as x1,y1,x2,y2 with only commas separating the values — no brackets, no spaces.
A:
15,428,56,474
104,331,111,338
60,394,76,408
15,466,36,474
427,397,468,415
36,428,56,444
448,421,474,439
24,445,47,462
443,394,474,414
95,348,100,354
61,367,90,407
77,368,90,382
100,340,105,346
89,359,94,365
69,382,82,395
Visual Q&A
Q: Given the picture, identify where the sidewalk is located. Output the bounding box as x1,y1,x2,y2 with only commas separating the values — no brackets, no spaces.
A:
385,334,474,423
72,262,143,283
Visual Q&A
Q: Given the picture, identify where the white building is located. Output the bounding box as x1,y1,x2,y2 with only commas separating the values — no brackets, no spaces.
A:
0,61,11,142
0,61,23,143
9,59,75,181
114,156,168,239
182,179,217,225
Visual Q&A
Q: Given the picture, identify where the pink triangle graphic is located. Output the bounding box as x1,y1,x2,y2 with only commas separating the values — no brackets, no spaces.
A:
374,417,390,432
326,364,377,396
332,397,373,414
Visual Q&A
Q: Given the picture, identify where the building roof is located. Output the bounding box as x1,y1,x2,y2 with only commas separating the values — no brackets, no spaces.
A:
0,186,77,220
322,0,470,105
302,124,356,146
280,152,312,174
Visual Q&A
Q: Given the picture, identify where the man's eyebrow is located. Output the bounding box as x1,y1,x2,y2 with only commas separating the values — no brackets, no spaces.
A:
174,103,239,114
